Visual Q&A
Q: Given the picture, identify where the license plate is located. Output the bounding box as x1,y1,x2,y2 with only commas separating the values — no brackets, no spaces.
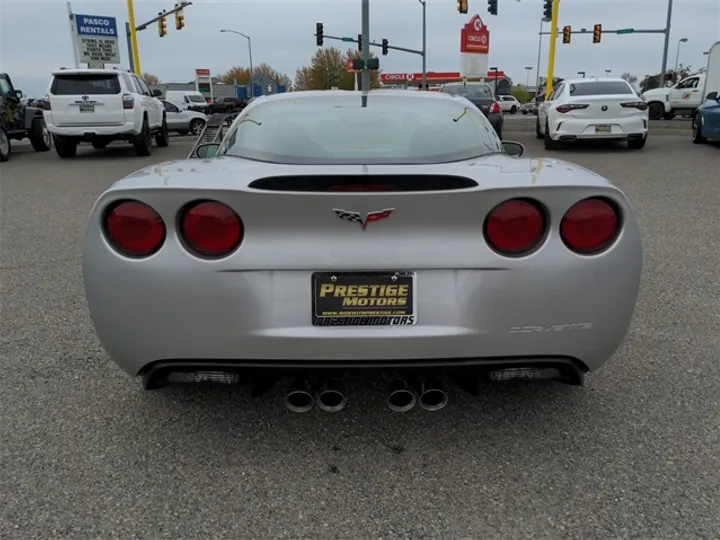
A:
312,271,416,327
595,124,611,133
79,104,95,113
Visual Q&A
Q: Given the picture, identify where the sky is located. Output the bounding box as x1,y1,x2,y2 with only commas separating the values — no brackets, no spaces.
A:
1,0,718,97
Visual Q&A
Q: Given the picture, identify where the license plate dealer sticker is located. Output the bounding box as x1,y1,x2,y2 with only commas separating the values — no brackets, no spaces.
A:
79,104,95,113
595,124,611,133
312,271,416,327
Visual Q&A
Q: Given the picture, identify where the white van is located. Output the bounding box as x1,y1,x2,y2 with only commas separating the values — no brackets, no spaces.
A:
164,91,210,114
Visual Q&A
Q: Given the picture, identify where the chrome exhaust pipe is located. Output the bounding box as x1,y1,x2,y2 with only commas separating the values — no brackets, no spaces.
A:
286,376,314,413
316,378,347,413
386,377,417,412
418,376,448,411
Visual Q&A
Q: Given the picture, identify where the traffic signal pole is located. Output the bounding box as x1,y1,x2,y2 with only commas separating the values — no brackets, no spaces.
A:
126,0,142,74
361,0,370,105
544,0,560,100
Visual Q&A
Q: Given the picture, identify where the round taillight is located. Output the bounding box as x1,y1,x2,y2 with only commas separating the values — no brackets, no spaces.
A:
180,201,243,257
105,200,165,257
561,197,620,255
484,199,546,256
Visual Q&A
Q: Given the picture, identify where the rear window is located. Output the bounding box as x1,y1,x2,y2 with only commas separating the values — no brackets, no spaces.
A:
569,81,633,96
439,84,494,99
50,74,121,95
219,94,502,165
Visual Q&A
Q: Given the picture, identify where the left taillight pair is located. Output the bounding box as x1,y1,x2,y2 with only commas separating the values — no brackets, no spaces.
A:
103,200,244,259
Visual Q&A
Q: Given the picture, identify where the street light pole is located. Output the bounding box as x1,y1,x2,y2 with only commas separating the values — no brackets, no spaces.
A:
605,69,611,76
419,0,427,89
674,37,687,80
525,66,533,90
220,29,254,96
658,0,674,88
535,18,544,94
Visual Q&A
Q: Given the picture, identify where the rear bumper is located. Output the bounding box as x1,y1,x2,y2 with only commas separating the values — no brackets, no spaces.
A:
46,121,140,138
141,357,588,390
550,116,648,140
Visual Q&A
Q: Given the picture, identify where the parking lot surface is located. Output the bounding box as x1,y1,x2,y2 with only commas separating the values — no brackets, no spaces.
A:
1,134,719,539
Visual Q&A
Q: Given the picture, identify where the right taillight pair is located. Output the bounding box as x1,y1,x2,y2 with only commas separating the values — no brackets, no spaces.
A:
103,200,244,259
620,101,649,111
122,94,135,110
484,197,621,257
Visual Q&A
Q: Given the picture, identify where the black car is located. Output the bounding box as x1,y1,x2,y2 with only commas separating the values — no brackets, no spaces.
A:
438,82,503,139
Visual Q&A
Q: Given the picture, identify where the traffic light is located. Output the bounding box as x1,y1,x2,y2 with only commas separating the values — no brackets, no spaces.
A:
381,39,389,55
593,24,602,43
316,23,324,46
457,0,468,14
174,8,184,30
487,0,497,15
542,0,553,21
562,25,571,44
358,34,363,52
158,14,167,37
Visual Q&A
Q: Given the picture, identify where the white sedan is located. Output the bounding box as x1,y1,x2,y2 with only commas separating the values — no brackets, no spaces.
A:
536,78,649,150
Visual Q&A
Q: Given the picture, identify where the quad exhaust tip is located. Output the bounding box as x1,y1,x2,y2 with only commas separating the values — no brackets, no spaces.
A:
286,376,315,413
316,378,348,413
386,377,417,412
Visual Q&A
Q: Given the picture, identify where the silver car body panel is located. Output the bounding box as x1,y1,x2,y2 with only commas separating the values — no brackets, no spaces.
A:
83,153,643,377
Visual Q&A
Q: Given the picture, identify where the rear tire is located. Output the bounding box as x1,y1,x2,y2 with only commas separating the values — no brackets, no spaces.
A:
0,129,10,162
692,113,706,144
92,141,108,149
133,119,152,157
155,117,170,148
29,117,52,152
648,102,664,120
536,117,543,139
627,136,647,150
543,120,559,150
189,119,204,136
54,136,77,158
510,105,517,114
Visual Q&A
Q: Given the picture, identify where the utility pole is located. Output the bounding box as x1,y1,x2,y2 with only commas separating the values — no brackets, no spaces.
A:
658,0,674,89
419,0,427,89
361,0,370,106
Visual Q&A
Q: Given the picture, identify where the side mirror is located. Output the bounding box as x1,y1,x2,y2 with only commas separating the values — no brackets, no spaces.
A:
195,143,220,159
14,90,23,98
706,91,718,101
502,141,525,157
152,89,162,97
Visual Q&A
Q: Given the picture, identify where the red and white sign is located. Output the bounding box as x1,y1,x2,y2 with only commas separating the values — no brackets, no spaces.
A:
460,15,490,54
380,73,409,83
195,68,211,77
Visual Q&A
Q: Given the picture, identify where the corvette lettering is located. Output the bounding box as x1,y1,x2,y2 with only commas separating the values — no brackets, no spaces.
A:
333,208,394,229
509,323,593,333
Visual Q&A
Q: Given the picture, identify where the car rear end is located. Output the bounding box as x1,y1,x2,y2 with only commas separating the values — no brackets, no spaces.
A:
44,70,140,138
439,83,503,137
555,80,648,142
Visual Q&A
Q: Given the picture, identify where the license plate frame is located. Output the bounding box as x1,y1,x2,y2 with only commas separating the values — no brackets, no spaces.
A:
595,124,611,133
79,104,95,113
311,271,416,327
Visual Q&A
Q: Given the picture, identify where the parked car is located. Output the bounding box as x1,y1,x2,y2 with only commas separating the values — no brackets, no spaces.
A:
498,95,521,114
162,101,207,136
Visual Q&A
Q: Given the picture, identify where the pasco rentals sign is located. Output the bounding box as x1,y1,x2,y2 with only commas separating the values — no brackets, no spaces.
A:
73,14,120,65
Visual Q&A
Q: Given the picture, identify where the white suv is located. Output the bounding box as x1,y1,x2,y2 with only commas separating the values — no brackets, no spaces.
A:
44,68,168,158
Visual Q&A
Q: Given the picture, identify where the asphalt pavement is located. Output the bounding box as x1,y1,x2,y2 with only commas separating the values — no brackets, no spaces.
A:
1,132,719,540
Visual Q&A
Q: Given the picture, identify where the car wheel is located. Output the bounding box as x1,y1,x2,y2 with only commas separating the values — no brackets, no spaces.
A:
627,136,647,150
0,128,10,162
535,117,543,140
29,117,52,152
510,105,517,114
663,112,676,120
190,119,205,136
544,120,559,150
692,113,706,144
53,135,77,158
522,109,528,115
133,119,152,157
155,117,170,148
92,141,108,149
648,102,664,120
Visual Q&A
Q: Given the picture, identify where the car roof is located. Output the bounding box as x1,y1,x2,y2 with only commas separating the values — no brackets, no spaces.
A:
51,68,131,76
247,89,463,104
561,77,630,85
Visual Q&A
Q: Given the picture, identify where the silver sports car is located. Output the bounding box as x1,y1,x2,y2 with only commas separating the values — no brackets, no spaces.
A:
82,90,642,413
